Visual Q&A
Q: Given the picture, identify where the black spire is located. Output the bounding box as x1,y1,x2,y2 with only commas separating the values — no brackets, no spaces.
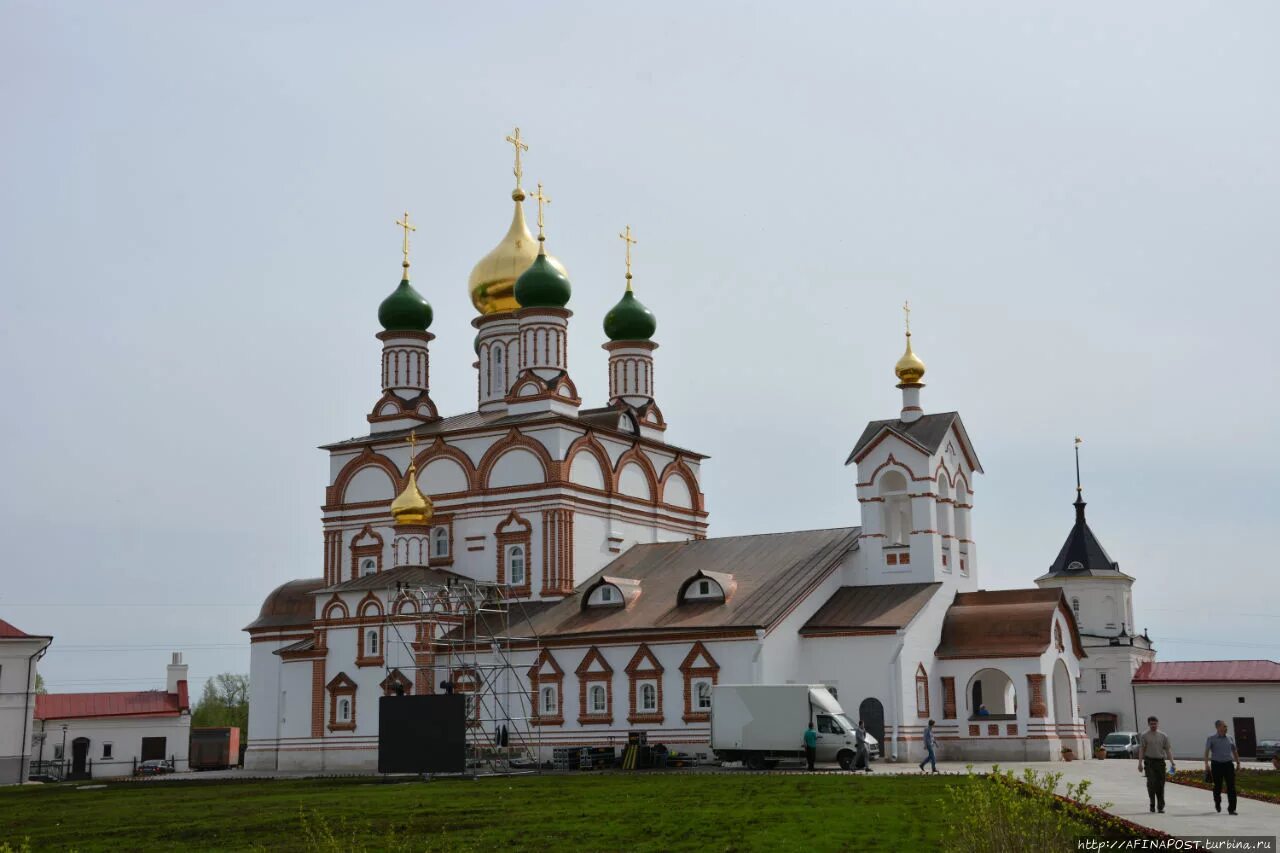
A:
1046,439,1121,576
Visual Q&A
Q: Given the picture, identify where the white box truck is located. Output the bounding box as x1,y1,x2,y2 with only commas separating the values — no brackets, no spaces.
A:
710,684,874,770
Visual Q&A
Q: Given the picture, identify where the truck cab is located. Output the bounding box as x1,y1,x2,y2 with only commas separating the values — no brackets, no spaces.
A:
711,684,872,770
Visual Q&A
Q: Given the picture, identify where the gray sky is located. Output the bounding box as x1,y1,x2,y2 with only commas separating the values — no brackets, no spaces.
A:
3,1,1277,693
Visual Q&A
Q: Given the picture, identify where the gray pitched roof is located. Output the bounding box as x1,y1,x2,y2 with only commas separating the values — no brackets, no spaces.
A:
1038,496,1128,579
846,412,983,472
315,564,469,595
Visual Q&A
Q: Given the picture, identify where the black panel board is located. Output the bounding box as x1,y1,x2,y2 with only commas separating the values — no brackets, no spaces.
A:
378,695,467,774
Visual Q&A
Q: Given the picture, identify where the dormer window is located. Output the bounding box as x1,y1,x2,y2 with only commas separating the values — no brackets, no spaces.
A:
678,571,733,604
587,584,623,607
360,558,376,577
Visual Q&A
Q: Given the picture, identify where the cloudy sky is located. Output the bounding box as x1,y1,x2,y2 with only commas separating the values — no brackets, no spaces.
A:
2,1,1277,693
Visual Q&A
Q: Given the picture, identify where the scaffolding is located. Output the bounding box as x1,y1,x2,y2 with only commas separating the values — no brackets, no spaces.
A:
383,578,544,776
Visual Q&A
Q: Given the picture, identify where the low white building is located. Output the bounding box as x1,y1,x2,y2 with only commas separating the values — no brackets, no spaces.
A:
1133,660,1280,761
0,618,53,785
34,653,192,778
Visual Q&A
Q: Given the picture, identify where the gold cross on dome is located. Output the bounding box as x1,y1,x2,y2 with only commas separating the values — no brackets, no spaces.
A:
405,431,418,464
505,127,529,189
619,225,637,286
903,300,912,336
395,211,416,270
531,182,551,240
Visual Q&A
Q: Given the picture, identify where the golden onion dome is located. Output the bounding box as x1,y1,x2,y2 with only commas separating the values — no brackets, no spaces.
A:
895,333,927,386
390,463,433,526
468,190,568,314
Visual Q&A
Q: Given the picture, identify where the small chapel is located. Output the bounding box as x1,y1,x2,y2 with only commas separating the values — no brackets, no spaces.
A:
243,130,1092,771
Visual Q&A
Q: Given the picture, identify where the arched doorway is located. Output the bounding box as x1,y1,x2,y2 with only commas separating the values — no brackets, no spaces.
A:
1051,659,1073,724
859,697,885,749
966,669,1016,718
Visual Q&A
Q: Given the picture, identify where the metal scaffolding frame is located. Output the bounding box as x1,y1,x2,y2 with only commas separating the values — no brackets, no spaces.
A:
383,578,544,776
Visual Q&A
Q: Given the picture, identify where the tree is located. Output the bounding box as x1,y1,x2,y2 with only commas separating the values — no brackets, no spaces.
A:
191,673,250,732
35,673,47,695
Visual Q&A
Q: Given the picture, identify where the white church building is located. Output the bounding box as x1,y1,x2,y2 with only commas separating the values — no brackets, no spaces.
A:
244,134,1092,771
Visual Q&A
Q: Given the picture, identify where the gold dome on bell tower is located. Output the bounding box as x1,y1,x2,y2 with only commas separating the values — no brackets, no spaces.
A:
468,127,568,315
894,300,926,387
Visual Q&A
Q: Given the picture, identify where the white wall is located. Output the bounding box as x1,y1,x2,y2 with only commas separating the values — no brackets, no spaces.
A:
0,638,48,784
1134,683,1280,760
35,715,191,777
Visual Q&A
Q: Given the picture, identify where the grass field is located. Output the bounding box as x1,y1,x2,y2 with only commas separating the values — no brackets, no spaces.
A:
0,773,957,852
1170,766,1280,803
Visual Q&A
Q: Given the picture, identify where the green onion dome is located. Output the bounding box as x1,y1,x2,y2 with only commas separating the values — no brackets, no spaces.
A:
513,249,572,309
378,277,433,331
603,288,657,341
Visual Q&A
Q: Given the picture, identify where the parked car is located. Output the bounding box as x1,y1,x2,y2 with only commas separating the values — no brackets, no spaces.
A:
1101,731,1140,758
135,760,173,776
1255,740,1279,761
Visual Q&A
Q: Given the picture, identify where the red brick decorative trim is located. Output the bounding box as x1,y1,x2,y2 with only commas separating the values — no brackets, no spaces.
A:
350,525,384,581
915,663,931,719
321,594,349,621
968,724,980,736
575,646,614,725
657,457,704,512
613,446,660,499
679,642,719,723
540,508,575,595
311,659,326,738
327,446,403,507
987,723,999,736
495,510,533,596
528,648,565,726
941,676,957,720
412,437,480,495
477,428,558,489
381,669,412,696
625,644,665,725
1006,723,1018,735
1027,674,1047,718
564,433,615,495
327,672,357,732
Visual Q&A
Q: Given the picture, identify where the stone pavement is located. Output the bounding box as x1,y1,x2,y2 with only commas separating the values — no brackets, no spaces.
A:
865,759,1280,839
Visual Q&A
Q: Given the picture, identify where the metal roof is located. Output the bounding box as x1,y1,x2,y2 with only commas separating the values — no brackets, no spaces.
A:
935,588,1085,659
1133,660,1280,684
243,578,326,631
454,528,860,642
846,412,983,472
36,686,188,721
800,582,941,635
314,564,470,595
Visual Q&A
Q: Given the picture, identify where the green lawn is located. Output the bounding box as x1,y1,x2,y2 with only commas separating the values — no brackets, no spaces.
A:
1171,766,1280,799
1,773,955,853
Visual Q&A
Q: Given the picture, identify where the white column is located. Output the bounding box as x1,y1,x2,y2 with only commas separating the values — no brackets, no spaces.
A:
378,331,432,397
604,340,658,406
474,314,520,412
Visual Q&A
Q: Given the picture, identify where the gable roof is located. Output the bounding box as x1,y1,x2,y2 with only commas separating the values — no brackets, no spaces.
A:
452,528,860,642
1133,660,1280,684
0,618,52,642
935,588,1086,659
1038,496,1128,579
800,583,942,636
846,412,982,472
36,688,188,721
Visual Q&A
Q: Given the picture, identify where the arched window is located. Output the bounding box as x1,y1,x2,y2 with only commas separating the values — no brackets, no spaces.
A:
431,527,449,558
589,684,607,713
878,470,912,547
366,630,379,656
640,683,657,712
506,544,526,587
360,558,376,577
540,685,557,715
1071,597,1080,619
338,699,351,722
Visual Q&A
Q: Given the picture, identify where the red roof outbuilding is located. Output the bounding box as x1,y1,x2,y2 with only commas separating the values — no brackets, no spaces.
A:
35,685,189,721
1133,660,1280,684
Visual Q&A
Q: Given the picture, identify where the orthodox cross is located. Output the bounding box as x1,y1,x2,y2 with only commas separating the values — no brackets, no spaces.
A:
395,211,416,271
505,127,528,190
406,431,419,470
903,300,912,336
1074,436,1083,494
619,225,637,288
531,182,551,241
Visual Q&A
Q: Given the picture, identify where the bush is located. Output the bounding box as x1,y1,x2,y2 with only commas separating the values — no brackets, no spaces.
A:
942,766,1139,853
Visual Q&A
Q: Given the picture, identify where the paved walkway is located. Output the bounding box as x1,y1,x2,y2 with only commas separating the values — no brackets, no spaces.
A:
867,759,1280,839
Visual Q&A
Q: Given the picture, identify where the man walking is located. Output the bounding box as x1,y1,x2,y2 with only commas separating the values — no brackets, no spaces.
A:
855,719,872,772
919,719,938,773
1137,715,1173,813
803,722,817,770
1204,720,1241,815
